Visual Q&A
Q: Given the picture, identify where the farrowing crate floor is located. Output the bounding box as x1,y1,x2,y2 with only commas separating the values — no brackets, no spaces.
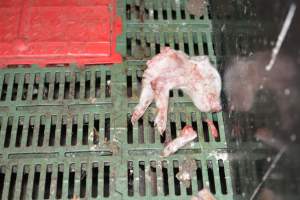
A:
0,0,234,199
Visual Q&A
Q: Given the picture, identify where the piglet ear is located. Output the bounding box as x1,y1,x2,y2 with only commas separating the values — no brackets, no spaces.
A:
160,46,171,53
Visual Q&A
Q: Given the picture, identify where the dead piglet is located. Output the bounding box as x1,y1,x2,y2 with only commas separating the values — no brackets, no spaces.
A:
132,47,222,135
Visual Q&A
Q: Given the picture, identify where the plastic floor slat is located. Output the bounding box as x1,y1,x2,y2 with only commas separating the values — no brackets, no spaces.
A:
0,0,234,199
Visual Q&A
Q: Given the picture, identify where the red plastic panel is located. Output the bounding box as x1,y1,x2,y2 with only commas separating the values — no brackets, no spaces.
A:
0,0,122,67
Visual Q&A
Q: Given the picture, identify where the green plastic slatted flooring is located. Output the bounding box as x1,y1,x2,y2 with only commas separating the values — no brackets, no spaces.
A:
0,0,233,199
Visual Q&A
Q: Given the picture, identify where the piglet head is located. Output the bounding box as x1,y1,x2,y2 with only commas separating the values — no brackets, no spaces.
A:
189,82,222,113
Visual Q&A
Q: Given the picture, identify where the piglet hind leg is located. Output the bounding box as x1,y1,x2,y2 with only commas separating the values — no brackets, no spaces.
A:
189,95,221,139
131,82,154,125
204,119,219,139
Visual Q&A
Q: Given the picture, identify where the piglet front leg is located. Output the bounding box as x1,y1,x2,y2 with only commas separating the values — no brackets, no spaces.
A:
131,80,154,125
151,78,170,134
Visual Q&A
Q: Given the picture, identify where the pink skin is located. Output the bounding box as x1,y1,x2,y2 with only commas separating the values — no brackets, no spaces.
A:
131,47,222,134
205,119,219,138
161,125,197,157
